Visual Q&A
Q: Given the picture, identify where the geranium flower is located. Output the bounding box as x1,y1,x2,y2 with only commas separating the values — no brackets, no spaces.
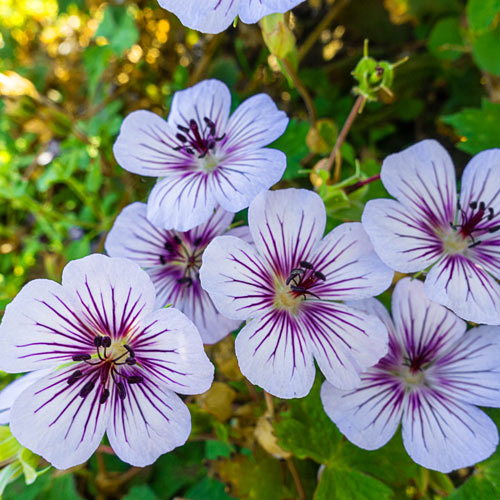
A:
0,255,214,469
199,188,394,398
105,202,250,344
113,79,288,231
362,140,500,324
321,278,500,473
157,0,305,34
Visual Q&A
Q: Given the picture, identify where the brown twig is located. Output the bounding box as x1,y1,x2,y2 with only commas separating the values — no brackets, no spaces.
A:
298,0,350,63
344,173,381,194
286,457,306,500
326,94,365,180
188,34,224,86
280,58,317,125
264,391,275,417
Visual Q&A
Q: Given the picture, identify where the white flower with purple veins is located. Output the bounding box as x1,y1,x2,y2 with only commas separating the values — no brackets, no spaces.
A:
362,140,500,324
105,202,251,344
157,0,305,34
321,278,500,473
113,79,289,232
200,188,394,398
0,254,214,469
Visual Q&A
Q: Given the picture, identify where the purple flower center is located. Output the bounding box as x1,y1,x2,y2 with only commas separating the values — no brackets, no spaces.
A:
451,199,500,248
158,234,204,287
285,260,326,300
69,335,142,404
172,117,226,159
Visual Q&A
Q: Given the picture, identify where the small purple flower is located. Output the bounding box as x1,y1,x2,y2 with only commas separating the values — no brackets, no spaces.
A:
200,188,394,399
321,278,500,473
362,140,500,324
105,202,251,344
0,254,214,469
157,0,305,34
113,79,289,232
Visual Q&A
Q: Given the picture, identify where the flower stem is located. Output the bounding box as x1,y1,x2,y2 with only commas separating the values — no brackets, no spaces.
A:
286,457,306,500
264,390,275,417
344,173,380,194
280,58,318,125
326,94,365,181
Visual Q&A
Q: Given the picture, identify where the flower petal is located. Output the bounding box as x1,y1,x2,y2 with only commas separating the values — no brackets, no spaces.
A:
432,325,500,407
320,375,404,450
380,139,457,230
0,279,94,372
62,255,156,339
239,0,304,23
157,0,239,34
211,148,287,213
460,149,500,220
311,222,393,300
0,369,52,424
424,255,500,324
9,368,110,469
235,312,315,398
200,235,274,321
132,307,214,395
167,79,231,133
106,379,192,467
179,283,242,344
147,174,217,231
402,389,498,472
224,94,289,152
303,301,388,390
105,202,169,268
248,188,326,275
362,199,443,273
113,110,188,177
392,278,467,359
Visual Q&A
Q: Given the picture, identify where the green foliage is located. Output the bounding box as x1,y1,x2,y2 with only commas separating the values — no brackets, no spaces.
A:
442,99,500,153
466,0,500,31
95,6,139,55
428,17,464,60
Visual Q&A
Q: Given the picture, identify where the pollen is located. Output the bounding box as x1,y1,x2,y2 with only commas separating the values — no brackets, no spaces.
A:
441,230,468,256
273,283,302,314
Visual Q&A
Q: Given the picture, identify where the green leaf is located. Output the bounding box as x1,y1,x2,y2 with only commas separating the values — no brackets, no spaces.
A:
442,99,500,153
274,378,343,463
315,465,393,500
83,45,113,99
184,477,235,500
95,6,139,55
428,17,464,60
472,26,500,75
466,0,500,31
0,464,23,498
123,485,160,500
270,119,309,180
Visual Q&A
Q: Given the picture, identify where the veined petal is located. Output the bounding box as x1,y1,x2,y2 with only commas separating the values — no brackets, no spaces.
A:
248,189,326,275
147,174,217,231
62,255,156,339
226,225,253,244
380,140,457,229
239,0,304,23
392,278,466,361
113,110,188,177
311,222,393,300
0,279,94,372
424,255,500,324
432,325,500,407
362,199,443,273
179,283,242,345
132,308,214,395
0,369,52,424
107,379,191,467
10,368,110,469
402,389,498,472
187,205,235,244
235,312,315,399
167,79,231,133
105,202,170,268
200,235,275,321
303,301,388,390
211,148,287,213
224,94,289,152
320,375,404,450
460,149,500,220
